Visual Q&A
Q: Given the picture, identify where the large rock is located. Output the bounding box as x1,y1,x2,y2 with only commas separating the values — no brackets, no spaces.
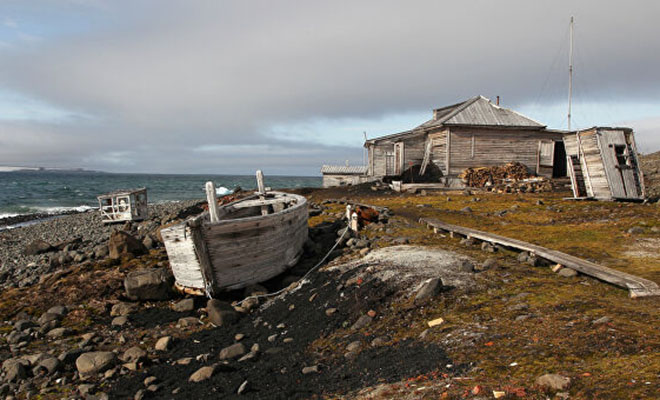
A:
536,373,571,391
120,346,147,363
207,299,238,327
218,343,246,360
24,240,54,256
75,352,116,377
414,278,444,304
108,231,147,260
189,365,215,383
124,268,173,301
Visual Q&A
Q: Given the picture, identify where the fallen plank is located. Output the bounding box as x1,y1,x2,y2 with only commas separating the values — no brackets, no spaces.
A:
420,217,660,298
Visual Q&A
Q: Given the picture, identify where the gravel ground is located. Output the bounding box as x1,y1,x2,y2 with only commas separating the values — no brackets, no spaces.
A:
0,200,203,289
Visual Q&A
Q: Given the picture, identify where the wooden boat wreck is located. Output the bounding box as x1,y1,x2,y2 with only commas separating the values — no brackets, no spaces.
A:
161,171,308,296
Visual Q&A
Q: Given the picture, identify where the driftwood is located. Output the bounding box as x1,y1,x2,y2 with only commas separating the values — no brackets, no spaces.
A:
420,217,660,298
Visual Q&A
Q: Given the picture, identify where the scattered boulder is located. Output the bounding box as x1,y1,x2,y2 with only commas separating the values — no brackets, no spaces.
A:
76,352,116,377
458,260,475,273
460,206,473,213
172,298,195,312
108,231,147,259
592,316,611,325
536,373,571,391
558,268,577,278
481,242,497,253
3,359,29,382
121,346,147,364
37,312,61,326
350,314,373,331
627,226,644,234
302,365,319,374
124,268,173,301
111,302,137,317
47,305,68,316
111,316,129,327
24,240,54,256
219,343,246,360
154,336,172,351
46,327,69,339
479,258,498,271
189,365,215,383
207,299,239,327
414,278,444,304
35,357,60,375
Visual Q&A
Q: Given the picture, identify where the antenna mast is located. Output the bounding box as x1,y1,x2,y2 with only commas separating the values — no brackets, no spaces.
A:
568,16,574,131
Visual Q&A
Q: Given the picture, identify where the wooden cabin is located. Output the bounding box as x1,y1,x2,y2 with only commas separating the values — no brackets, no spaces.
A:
97,188,148,223
563,127,645,200
320,165,369,188
364,96,567,187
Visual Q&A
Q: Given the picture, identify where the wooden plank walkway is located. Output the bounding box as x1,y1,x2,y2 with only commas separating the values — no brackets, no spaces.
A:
420,217,660,298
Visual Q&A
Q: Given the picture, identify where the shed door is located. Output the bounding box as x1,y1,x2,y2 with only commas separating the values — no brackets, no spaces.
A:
598,130,639,199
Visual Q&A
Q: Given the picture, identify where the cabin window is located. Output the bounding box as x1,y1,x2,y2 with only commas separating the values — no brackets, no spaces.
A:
614,145,629,167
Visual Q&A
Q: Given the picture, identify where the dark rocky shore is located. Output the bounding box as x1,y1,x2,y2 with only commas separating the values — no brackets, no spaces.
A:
0,186,657,399
0,201,203,289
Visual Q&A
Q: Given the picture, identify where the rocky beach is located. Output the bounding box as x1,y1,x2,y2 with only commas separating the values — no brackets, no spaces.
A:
0,181,658,399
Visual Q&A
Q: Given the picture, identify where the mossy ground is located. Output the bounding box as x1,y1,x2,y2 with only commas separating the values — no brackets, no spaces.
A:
306,187,659,399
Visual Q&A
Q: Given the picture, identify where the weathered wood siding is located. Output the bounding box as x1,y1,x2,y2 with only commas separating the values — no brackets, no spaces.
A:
401,134,426,170
200,193,308,290
369,133,426,177
446,127,562,177
577,129,611,199
161,223,205,289
322,174,372,188
371,143,390,176
428,130,448,174
563,133,579,157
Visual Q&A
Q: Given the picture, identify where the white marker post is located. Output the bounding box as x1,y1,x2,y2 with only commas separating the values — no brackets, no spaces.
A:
205,181,220,223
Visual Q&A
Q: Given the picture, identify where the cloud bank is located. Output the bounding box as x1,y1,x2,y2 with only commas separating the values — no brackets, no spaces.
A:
1,0,659,173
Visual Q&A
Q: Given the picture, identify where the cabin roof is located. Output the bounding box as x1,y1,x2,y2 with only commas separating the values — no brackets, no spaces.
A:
321,165,368,175
366,95,546,144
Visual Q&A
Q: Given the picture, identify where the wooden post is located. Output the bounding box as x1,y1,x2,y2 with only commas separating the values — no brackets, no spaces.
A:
205,181,220,223
350,212,359,232
346,205,352,220
255,170,269,215
256,170,265,195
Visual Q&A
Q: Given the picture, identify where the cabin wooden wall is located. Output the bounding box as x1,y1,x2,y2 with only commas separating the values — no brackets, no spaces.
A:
577,129,611,198
322,174,372,188
370,143,389,176
369,133,425,177
401,134,426,169
428,130,448,174
445,127,563,177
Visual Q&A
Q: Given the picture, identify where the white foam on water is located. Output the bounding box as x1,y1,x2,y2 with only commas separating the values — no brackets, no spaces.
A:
33,205,96,214
215,186,233,196
0,213,19,219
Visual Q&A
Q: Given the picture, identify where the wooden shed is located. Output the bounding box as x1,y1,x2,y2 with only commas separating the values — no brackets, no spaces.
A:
364,96,566,187
320,165,369,188
563,127,645,200
97,188,148,223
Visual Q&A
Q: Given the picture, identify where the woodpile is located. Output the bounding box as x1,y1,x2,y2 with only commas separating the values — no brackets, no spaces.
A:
459,162,554,193
459,162,531,187
485,179,554,194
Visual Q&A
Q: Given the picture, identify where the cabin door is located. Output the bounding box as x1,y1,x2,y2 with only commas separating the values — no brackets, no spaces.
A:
394,142,404,175
597,130,640,199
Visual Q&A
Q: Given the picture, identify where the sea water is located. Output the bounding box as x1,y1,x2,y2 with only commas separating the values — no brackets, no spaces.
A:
0,171,321,218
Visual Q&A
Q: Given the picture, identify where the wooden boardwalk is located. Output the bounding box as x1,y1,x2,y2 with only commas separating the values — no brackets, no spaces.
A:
420,217,660,298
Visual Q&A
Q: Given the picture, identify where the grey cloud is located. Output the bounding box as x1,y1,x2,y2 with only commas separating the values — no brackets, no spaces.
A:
1,0,659,173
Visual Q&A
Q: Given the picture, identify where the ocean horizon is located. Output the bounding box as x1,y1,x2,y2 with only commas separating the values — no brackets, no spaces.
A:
0,170,322,218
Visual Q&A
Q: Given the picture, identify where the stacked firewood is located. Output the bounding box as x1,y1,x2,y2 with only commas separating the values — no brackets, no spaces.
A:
459,162,531,187
486,178,555,194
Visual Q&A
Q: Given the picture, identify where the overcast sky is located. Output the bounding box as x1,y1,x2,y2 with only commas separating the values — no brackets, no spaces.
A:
1,0,659,175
